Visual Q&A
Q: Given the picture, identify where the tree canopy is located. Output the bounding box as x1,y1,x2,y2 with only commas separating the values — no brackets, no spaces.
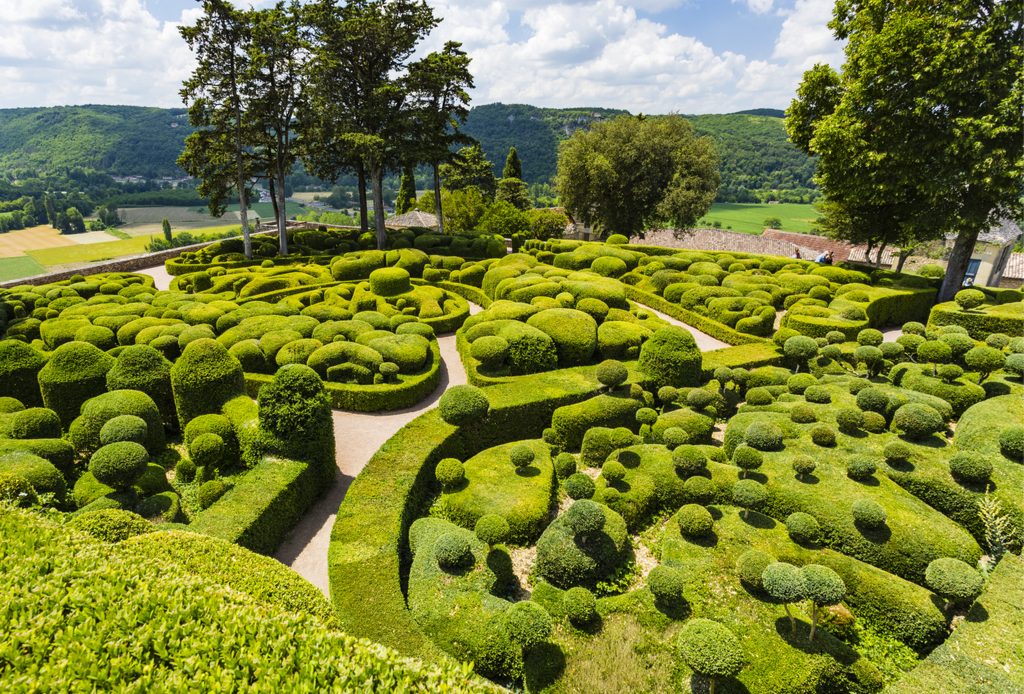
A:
555,115,719,238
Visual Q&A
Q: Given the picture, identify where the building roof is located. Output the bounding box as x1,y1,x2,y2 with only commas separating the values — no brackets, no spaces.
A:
385,210,438,228
1004,252,1024,280
978,217,1023,245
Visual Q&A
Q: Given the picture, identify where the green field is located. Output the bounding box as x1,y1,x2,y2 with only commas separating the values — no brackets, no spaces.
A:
697,202,820,234
0,255,44,281
26,226,240,268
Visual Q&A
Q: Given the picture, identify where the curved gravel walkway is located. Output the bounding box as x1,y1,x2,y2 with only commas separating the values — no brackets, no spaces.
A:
639,304,730,351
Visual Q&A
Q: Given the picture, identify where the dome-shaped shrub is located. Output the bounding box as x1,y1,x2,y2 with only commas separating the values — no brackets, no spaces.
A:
435,458,465,490
662,426,689,449
602,460,627,485
189,433,226,471
564,499,606,536
892,403,945,440
257,364,332,461
511,445,535,471
554,452,577,479
736,549,773,591
89,442,148,491
936,364,964,383
475,514,510,548
954,288,985,311
846,455,878,481
785,512,820,545
368,267,412,296
637,326,701,389
732,444,763,477
647,565,687,607
37,341,116,427
861,411,887,433
73,389,165,456
857,328,884,346
99,415,148,447
999,426,1024,461
170,339,244,428
745,387,774,406
790,404,816,424
784,335,819,367
804,385,831,404
964,346,1006,382
438,385,489,426
678,504,714,538
925,557,984,607
745,420,783,451
563,586,597,626
762,561,805,606
676,619,747,688
673,447,706,477
948,451,993,485
565,473,595,500
606,234,628,245
883,440,912,465
787,373,817,395
197,479,227,509
504,601,553,649
810,424,836,447
801,564,846,640
68,509,153,543
684,476,715,504
6,407,62,440
732,479,767,518
835,407,864,433
596,359,629,390
435,532,474,572
792,455,816,479
852,499,887,530
0,339,46,407
175,457,197,483
470,336,509,370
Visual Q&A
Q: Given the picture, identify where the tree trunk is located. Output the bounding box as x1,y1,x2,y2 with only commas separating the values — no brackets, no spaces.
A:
371,162,387,251
269,177,280,230
709,678,716,694
896,249,912,273
875,241,888,267
276,169,288,256
783,603,795,635
357,162,369,233
809,604,817,642
238,184,252,260
940,228,981,302
433,163,444,234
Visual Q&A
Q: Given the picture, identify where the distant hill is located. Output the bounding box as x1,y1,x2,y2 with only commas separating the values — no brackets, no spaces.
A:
0,103,815,200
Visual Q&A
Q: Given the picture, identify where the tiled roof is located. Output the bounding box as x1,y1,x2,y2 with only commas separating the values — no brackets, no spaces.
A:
1004,252,1024,280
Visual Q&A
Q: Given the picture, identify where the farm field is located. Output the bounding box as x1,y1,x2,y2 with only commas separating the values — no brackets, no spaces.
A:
0,255,44,281
697,202,820,234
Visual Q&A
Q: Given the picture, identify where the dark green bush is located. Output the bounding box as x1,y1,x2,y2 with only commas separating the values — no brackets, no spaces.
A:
368,267,412,296
190,433,226,471
37,341,116,427
503,601,552,650
856,387,889,413
595,360,629,390
553,452,577,479
434,532,474,572
438,385,490,426
74,390,165,456
861,411,887,433
804,385,831,404
852,499,887,530
470,336,508,370
563,586,597,626
925,557,983,607
0,340,46,406
790,404,817,424
964,346,1005,381
883,440,913,465
792,455,816,479
197,479,227,510
745,387,774,406
435,458,465,490
836,406,864,433
175,457,197,483
999,426,1024,461
6,407,62,440
732,444,763,477
810,424,836,447
785,512,821,545
744,420,783,451
662,426,689,449
89,442,149,491
786,373,817,395
535,501,628,589
673,447,706,477
892,403,945,440
99,415,148,447
601,460,626,484
564,473,595,500
170,339,245,428
510,445,535,471
732,479,767,518
948,451,992,485
648,564,687,608
677,503,714,538
736,549,772,591
526,308,598,366
68,509,153,543
474,514,509,548
676,618,747,686
637,326,701,388
846,455,878,481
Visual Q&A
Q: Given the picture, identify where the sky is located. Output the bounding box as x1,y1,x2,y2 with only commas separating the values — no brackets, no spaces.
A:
0,0,845,114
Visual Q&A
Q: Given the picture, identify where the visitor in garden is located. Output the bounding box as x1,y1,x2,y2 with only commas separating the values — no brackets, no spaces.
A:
792,248,802,259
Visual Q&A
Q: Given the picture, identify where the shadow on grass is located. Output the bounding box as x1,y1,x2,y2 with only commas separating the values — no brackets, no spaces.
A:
524,642,566,693
740,510,777,529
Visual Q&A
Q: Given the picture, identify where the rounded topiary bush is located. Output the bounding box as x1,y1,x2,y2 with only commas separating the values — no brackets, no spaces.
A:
563,586,597,626
438,385,489,426
564,499,606,536
565,473,595,500
602,460,627,485
861,411,887,433
554,452,577,479
999,426,1024,461
197,479,227,509
784,335,819,367
504,601,553,650
792,455,816,480
745,387,773,406
511,445,535,471
257,364,333,446
954,288,985,311
435,458,465,490
732,479,768,518
637,326,701,389
663,426,690,450
170,339,244,428
948,451,993,485
677,503,714,538
745,421,783,451
673,447,706,478
189,433,226,471
846,455,878,481
811,424,836,447
790,404,817,424
804,386,831,404
0,339,47,407
787,373,817,395
732,444,763,478
964,346,1005,381
174,457,196,483
606,234,628,245
368,267,412,297
736,549,773,591
937,364,964,383
89,442,148,491
925,557,984,607
475,514,510,548
99,415,148,447
835,407,864,433
852,499,887,530
73,389,165,456
596,359,629,390
635,407,658,427
684,476,715,504
676,619,747,688
892,403,945,440
6,407,62,440
785,512,821,545
1004,353,1024,380
37,341,116,427
68,509,153,543
647,564,687,606
470,335,509,370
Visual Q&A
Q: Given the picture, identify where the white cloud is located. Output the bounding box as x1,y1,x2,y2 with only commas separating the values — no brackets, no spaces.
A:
0,0,844,114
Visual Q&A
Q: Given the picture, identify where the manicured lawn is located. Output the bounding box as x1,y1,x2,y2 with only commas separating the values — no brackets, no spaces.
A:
0,255,45,281
697,202,820,234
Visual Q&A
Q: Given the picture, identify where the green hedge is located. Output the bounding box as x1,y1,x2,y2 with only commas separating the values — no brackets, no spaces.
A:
189,456,322,555
327,371,603,660
928,300,1024,339
0,506,492,691
701,343,784,377
624,285,768,346
888,554,1024,693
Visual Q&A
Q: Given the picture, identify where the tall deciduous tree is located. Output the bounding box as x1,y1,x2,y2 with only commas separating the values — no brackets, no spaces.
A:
305,0,438,250
245,1,308,256
556,115,719,239
178,0,257,259
441,143,496,200
405,41,474,234
788,0,1023,300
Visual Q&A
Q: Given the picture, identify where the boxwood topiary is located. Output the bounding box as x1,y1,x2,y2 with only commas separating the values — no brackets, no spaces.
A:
662,426,689,449
434,531,475,572
647,564,687,609
999,426,1024,461
0,339,46,407
437,385,489,426
190,433,226,471
948,451,993,485
470,335,509,370
804,385,831,404
99,415,148,447
732,444,763,478
684,476,715,504
435,458,465,490
637,326,701,388
846,455,878,481
601,460,627,485
925,557,983,607
504,601,553,650
792,455,816,480
736,549,773,591
744,420,783,451
745,387,773,406
892,403,945,440
197,479,227,509
474,514,510,548
964,345,1005,382
810,424,836,447
595,359,629,390
785,512,821,545
565,473,595,500
89,442,149,491
6,407,62,440
510,445,535,471
74,390,165,456
861,411,887,433
675,619,747,688
526,308,599,366
563,586,597,626
175,457,197,483
835,406,864,433
677,503,714,538
554,453,577,479
0,451,66,501
954,288,985,311
790,404,817,424
37,341,116,427
68,509,154,543
852,499,887,530
368,267,412,297
170,339,245,428
787,373,817,395
0,471,38,507
673,447,706,478
732,479,767,518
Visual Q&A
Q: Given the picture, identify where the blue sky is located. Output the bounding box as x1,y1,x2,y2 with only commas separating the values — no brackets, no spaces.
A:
0,0,844,113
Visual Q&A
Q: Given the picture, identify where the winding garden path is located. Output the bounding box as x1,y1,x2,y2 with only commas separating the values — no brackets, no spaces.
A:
638,304,731,351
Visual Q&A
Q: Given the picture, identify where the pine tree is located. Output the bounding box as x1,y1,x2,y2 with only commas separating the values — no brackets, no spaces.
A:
502,146,522,180
395,165,417,214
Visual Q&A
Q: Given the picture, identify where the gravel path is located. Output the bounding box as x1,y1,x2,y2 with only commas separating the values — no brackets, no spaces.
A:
136,265,173,291
639,304,731,351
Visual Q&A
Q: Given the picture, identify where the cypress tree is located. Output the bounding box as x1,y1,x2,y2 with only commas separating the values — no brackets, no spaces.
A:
503,146,522,180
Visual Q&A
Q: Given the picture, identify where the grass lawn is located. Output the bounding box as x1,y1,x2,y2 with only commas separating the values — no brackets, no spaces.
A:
0,255,45,281
26,225,240,268
697,202,820,234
